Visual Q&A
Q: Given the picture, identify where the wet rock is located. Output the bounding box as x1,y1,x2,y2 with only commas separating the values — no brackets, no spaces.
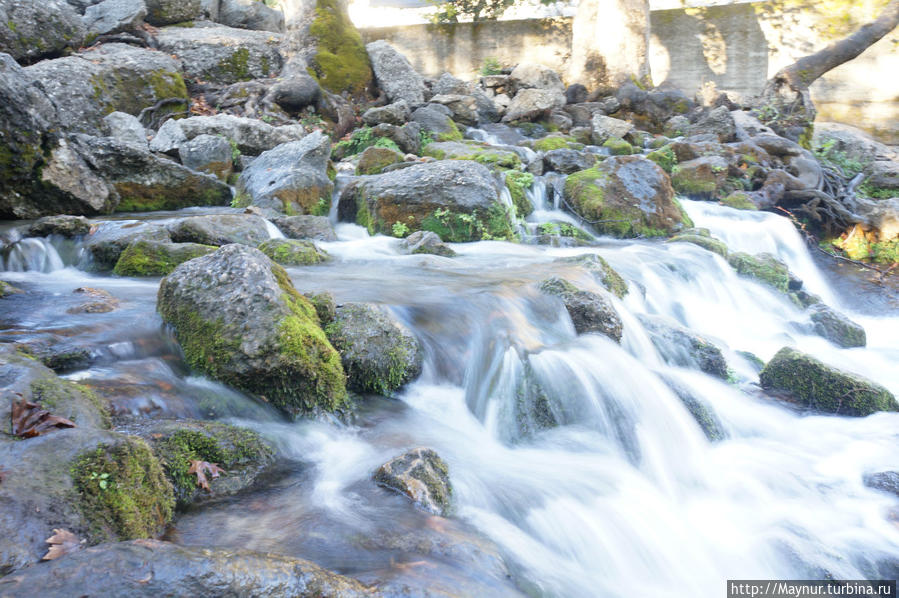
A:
145,0,200,25
759,347,897,416
237,131,332,215
113,240,216,276
151,113,305,156
558,253,628,298
340,160,514,242
0,280,23,297
502,88,566,123
366,40,425,106
807,304,866,348
374,448,452,516
157,244,347,416
660,373,726,441
864,471,899,497
155,24,283,85
411,104,463,141
563,155,687,238
727,251,791,292
257,238,328,266
167,214,270,247
668,232,728,258
539,277,622,342
28,215,92,238
362,100,411,127
401,230,456,257
67,287,119,313
543,148,596,174
0,539,376,597
508,63,564,93
325,302,422,395
85,222,171,269
103,111,148,151
0,0,85,64
271,215,336,241
639,315,728,379
83,0,147,36
670,155,729,200
218,0,284,32
179,134,233,180
25,43,187,135
304,291,336,326
70,134,232,212
422,140,521,170
590,114,634,145
356,146,403,176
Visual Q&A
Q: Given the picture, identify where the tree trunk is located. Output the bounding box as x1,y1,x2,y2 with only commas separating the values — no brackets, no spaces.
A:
568,0,651,90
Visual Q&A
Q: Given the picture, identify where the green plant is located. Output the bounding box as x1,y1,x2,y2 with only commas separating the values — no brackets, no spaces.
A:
90,471,112,490
419,129,435,149
228,139,241,164
392,221,410,237
430,0,515,23
479,57,503,76
813,137,865,177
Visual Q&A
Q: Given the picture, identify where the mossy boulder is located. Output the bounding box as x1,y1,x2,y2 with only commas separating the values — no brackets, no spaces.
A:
0,0,85,64
422,141,522,171
145,0,201,25
356,145,403,175
257,238,328,266
759,347,897,416
533,221,593,246
411,104,463,142
505,171,534,217
339,160,516,242
671,156,729,200
646,145,677,173
0,280,23,298
85,222,172,270
140,420,275,508
727,251,790,292
557,253,628,298
538,277,622,342
374,448,451,516
157,244,347,416
400,230,456,257
533,135,577,152
807,304,866,348
167,214,270,247
113,240,216,277
307,0,372,96
668,233,729,258
564,156,686,238
325,302,422,395
639,315,728,379
28,215,92,238
602,136,636,155
721,191,758,210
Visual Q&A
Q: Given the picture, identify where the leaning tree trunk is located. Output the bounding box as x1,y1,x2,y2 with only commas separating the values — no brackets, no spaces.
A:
758,0,899,141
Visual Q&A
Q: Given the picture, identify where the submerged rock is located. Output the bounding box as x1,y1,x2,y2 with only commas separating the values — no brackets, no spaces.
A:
557,253,629,298
807,304,866,348
668,232,728,258
257,239,328,266
727,251,791,292
67,286,119,314
157,244,347,416
539,277,622,342
374,448,452,516
863,471,899,497
325,303,422,395
113,240,216,276
401,230,456,257
639,315,728,379
759,347,897,416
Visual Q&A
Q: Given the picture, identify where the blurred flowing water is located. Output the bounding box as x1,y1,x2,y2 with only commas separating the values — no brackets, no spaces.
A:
2,196,899,595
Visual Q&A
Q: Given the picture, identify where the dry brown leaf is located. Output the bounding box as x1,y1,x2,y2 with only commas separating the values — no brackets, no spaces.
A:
188,460,225,492
42,529,82,561
11,398,76,438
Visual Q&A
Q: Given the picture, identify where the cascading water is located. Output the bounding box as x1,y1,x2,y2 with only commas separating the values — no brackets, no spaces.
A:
2,147,898,596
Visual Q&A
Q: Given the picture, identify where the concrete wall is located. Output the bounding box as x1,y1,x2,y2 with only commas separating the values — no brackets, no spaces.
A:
360,3,899,143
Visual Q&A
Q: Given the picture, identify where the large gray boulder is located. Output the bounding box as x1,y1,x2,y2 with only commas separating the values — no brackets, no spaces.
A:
508,63,564,93
157,244,348,416
362,100,411,127
411,104,462,141
237,131,332,215
502,88,566,123
374,448,452,516
271,215,337,241
25,43,188,134
760,347,897,416
103,111,148,150
84,221,171,269
0,0,85,64
167,214,270,246
324,302,422,395
0,540,376,597
178,134,233,180
539,277,622,342
155,24,283,85
218,0,284,32
590,114,635,145
145,0,200,25
151,113,305,155
365,40,425,106
338,160,515,242
82,0,147,36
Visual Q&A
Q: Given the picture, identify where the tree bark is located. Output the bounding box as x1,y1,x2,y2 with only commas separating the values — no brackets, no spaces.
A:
568,0,651,89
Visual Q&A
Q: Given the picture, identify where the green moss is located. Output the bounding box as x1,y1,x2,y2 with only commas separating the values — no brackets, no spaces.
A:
646,145,677,173
671,166,719,198
721,192,758,210
307,0,372,95
668,233,728,258
420,203,516,243
436,120,463,142
602,137,635,155
565,167,658,238
536,222,592,241
113,241,216,277
30,378,111,429
560,253,628,298
0,280,23,298
533,136,574,152
113,178,230,213
505,171,534,217
231,192,251,209
727,252,790,292
217,48,252,82
257,239,328,266
71,437,175,542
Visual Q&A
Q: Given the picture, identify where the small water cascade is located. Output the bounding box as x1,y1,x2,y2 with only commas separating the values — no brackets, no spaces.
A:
1,237,65,272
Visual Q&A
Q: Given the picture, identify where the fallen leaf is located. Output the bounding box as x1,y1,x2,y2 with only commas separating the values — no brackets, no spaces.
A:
188,460,225,492
11,398,76,438
42,529,82,561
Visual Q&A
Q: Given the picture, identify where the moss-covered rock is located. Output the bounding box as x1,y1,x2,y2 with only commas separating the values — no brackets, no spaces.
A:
602,136,635,155
157,244,347,416
257,239,328,266
307,0,372,96
71,436,175,542
505,170,534,217
639,315,728,379
721,191,758,210
325,302,422,395
727,251,791,292
373,448,451,516
304,291,337,326
533,135,576,152
534,221,593,246
356,145,403,175
668,233,729,258
422,141,522,171
0,280,23,298
670,156,729,200
113,240,216,277
557,253,628,298
646,144,677,173
807,304,866,348
759,347,897,416
539,277,622,342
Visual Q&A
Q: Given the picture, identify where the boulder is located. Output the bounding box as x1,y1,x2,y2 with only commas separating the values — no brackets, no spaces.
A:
113,240,216,276
167,214,270,246
864,161,899,196
727,251,790,292
864,471,899,497
157,244,347,416
236,131,332,214
257,238,328,266
638,315,728,378
411,104,463,141
151,113,305,156
218,0,284,32
0,0,84,64
67,286,119,313
807,304,866,348
686,106,736,143
339,160,515,242
270,215,336,241
178,134,233,180
812,122,898,166
428,94,480,127
267,73,321,114
82,0,147,36
25,43,187,135
103,111,148,151
670,155,730,200
356,146,403,176
502,88,566,123
155,24,283,85
543,148,596,174
365,40,425,106
401,230,455,257
422,140,521,171
370,122,422,155
0,540,375,597
563,155,687,238
70,134,233,212
557,253,628,298
759,347,897,416
302,0,372,96
325,302,422,394
590,114,634,145
668,232,728,258
508,63,564,93
84,222,171,269
373,448,451,516
362,100,411,127
28,215,92,238
539,277,622,342
144,0,200,25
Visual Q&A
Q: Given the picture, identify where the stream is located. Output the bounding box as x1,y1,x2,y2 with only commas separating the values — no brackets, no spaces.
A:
2,162,899,595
